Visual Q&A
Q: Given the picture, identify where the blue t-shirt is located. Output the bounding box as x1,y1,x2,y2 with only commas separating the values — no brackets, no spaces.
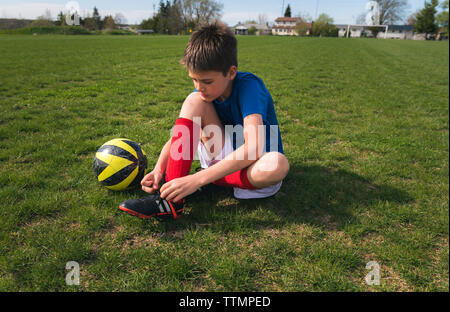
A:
209,72,284,154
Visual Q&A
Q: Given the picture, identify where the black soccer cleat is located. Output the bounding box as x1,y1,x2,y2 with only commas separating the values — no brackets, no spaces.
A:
119,192,184,221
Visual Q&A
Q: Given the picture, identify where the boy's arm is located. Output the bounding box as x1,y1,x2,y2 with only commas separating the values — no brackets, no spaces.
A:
193,114,264,186
154,138,171,174
141,138,171,193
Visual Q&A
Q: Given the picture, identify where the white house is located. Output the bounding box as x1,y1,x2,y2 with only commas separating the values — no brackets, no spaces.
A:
272,17,301,36
335,24,416,40
378,25,414,39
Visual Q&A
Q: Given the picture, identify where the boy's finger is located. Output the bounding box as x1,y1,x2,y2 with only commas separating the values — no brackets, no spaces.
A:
141,176,154,185
142,180,153,187
142,185,154,194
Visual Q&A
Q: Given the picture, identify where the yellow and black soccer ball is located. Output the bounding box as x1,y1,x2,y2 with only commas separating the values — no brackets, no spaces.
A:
93,138,148,191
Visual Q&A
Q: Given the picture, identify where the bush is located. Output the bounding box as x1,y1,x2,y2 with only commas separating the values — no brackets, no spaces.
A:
248,26,257,35
61,26,92,35
0,26,92,35
105,29,136,35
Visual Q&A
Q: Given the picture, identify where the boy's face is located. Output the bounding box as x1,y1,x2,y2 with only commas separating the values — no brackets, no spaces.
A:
189,66,237,102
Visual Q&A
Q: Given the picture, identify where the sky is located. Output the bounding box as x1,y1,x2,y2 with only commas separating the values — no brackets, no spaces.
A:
0,0,436,26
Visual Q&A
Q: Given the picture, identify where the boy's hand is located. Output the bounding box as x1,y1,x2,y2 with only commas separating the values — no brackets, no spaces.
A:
160,175,201,203
141,169,163,194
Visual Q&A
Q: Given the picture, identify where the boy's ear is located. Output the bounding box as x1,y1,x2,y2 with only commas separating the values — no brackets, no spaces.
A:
228,66,237,80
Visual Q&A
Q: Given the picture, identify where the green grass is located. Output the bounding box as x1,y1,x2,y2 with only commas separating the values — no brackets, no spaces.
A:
0,35,448,291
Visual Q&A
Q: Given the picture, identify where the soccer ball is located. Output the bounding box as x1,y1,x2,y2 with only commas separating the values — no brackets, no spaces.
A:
93,138,148,191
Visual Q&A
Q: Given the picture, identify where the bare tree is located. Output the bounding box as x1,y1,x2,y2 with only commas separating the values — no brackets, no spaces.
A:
356,0,408,26
407,10,419,26
114,13,127,25
295,11,312,23
180,0,223,25
376,0,409,24
258,13,268,25
32,9,54,27
42,8,53,20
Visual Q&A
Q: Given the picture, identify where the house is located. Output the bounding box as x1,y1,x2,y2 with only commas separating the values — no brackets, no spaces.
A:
234,25,248,35
117,24,133,31
136,29,154,34
272,17,301,36
335,24,416,39
233,23,271,35
378,25,414,39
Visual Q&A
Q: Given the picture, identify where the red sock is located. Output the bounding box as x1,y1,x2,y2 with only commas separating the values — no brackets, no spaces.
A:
165,118,200,183
213,167,258,190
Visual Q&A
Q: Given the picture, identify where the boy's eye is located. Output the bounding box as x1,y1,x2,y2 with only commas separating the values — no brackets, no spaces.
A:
192,78,212,85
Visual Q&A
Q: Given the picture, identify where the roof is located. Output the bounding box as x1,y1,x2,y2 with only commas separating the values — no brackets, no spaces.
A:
387,25,414,31
272,25,298,29
275,17,301,23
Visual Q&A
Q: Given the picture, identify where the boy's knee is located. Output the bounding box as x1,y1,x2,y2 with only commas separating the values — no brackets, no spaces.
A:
179,92,209,120
252,152,289,185
277,153,290,179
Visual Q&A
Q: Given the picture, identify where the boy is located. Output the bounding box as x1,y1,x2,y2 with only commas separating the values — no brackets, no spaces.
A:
119,22,289,221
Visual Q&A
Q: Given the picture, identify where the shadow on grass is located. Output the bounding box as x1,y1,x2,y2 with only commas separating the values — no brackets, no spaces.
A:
123,164,413,234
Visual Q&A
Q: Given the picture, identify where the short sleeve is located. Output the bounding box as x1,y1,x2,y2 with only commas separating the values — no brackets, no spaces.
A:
237,77,269,122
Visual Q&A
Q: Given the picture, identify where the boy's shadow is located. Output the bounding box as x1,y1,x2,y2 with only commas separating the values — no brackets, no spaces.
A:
127,165,412,234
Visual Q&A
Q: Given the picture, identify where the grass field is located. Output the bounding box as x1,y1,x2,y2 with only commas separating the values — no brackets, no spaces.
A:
0,35,448,292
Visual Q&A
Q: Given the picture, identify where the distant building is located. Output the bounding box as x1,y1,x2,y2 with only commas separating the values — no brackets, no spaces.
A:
272,17,301,36
234,25,248,35
233,23,271,36
436,27,449,41
379,25,414,39
136,29,154,34
118,24,134,31
335,24,416,40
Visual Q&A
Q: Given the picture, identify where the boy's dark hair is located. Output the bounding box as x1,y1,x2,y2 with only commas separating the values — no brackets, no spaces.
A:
181,21,237,76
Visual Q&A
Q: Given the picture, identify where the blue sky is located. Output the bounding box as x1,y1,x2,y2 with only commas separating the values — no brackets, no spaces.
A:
0,0,434,25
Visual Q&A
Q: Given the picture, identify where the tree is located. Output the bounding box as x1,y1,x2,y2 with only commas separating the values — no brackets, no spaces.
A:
140,1,184,34
376,0,408,24
355,12,367,25
294,13,312,36
415,0,439,36
141,0,222,35
312,13,337,37
31,9,54,27
284,4,292,17
55,11,66,26
140,17,157,31
103,15,116,30
114,13,127,25
258,13,268,26
168,0,184,34
93,6,102,29
180,0,223,26
83,17,98,31
295,20,310,36
248,26,257,35
357,0,408,25
437,0,449,36
407,11,419,26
